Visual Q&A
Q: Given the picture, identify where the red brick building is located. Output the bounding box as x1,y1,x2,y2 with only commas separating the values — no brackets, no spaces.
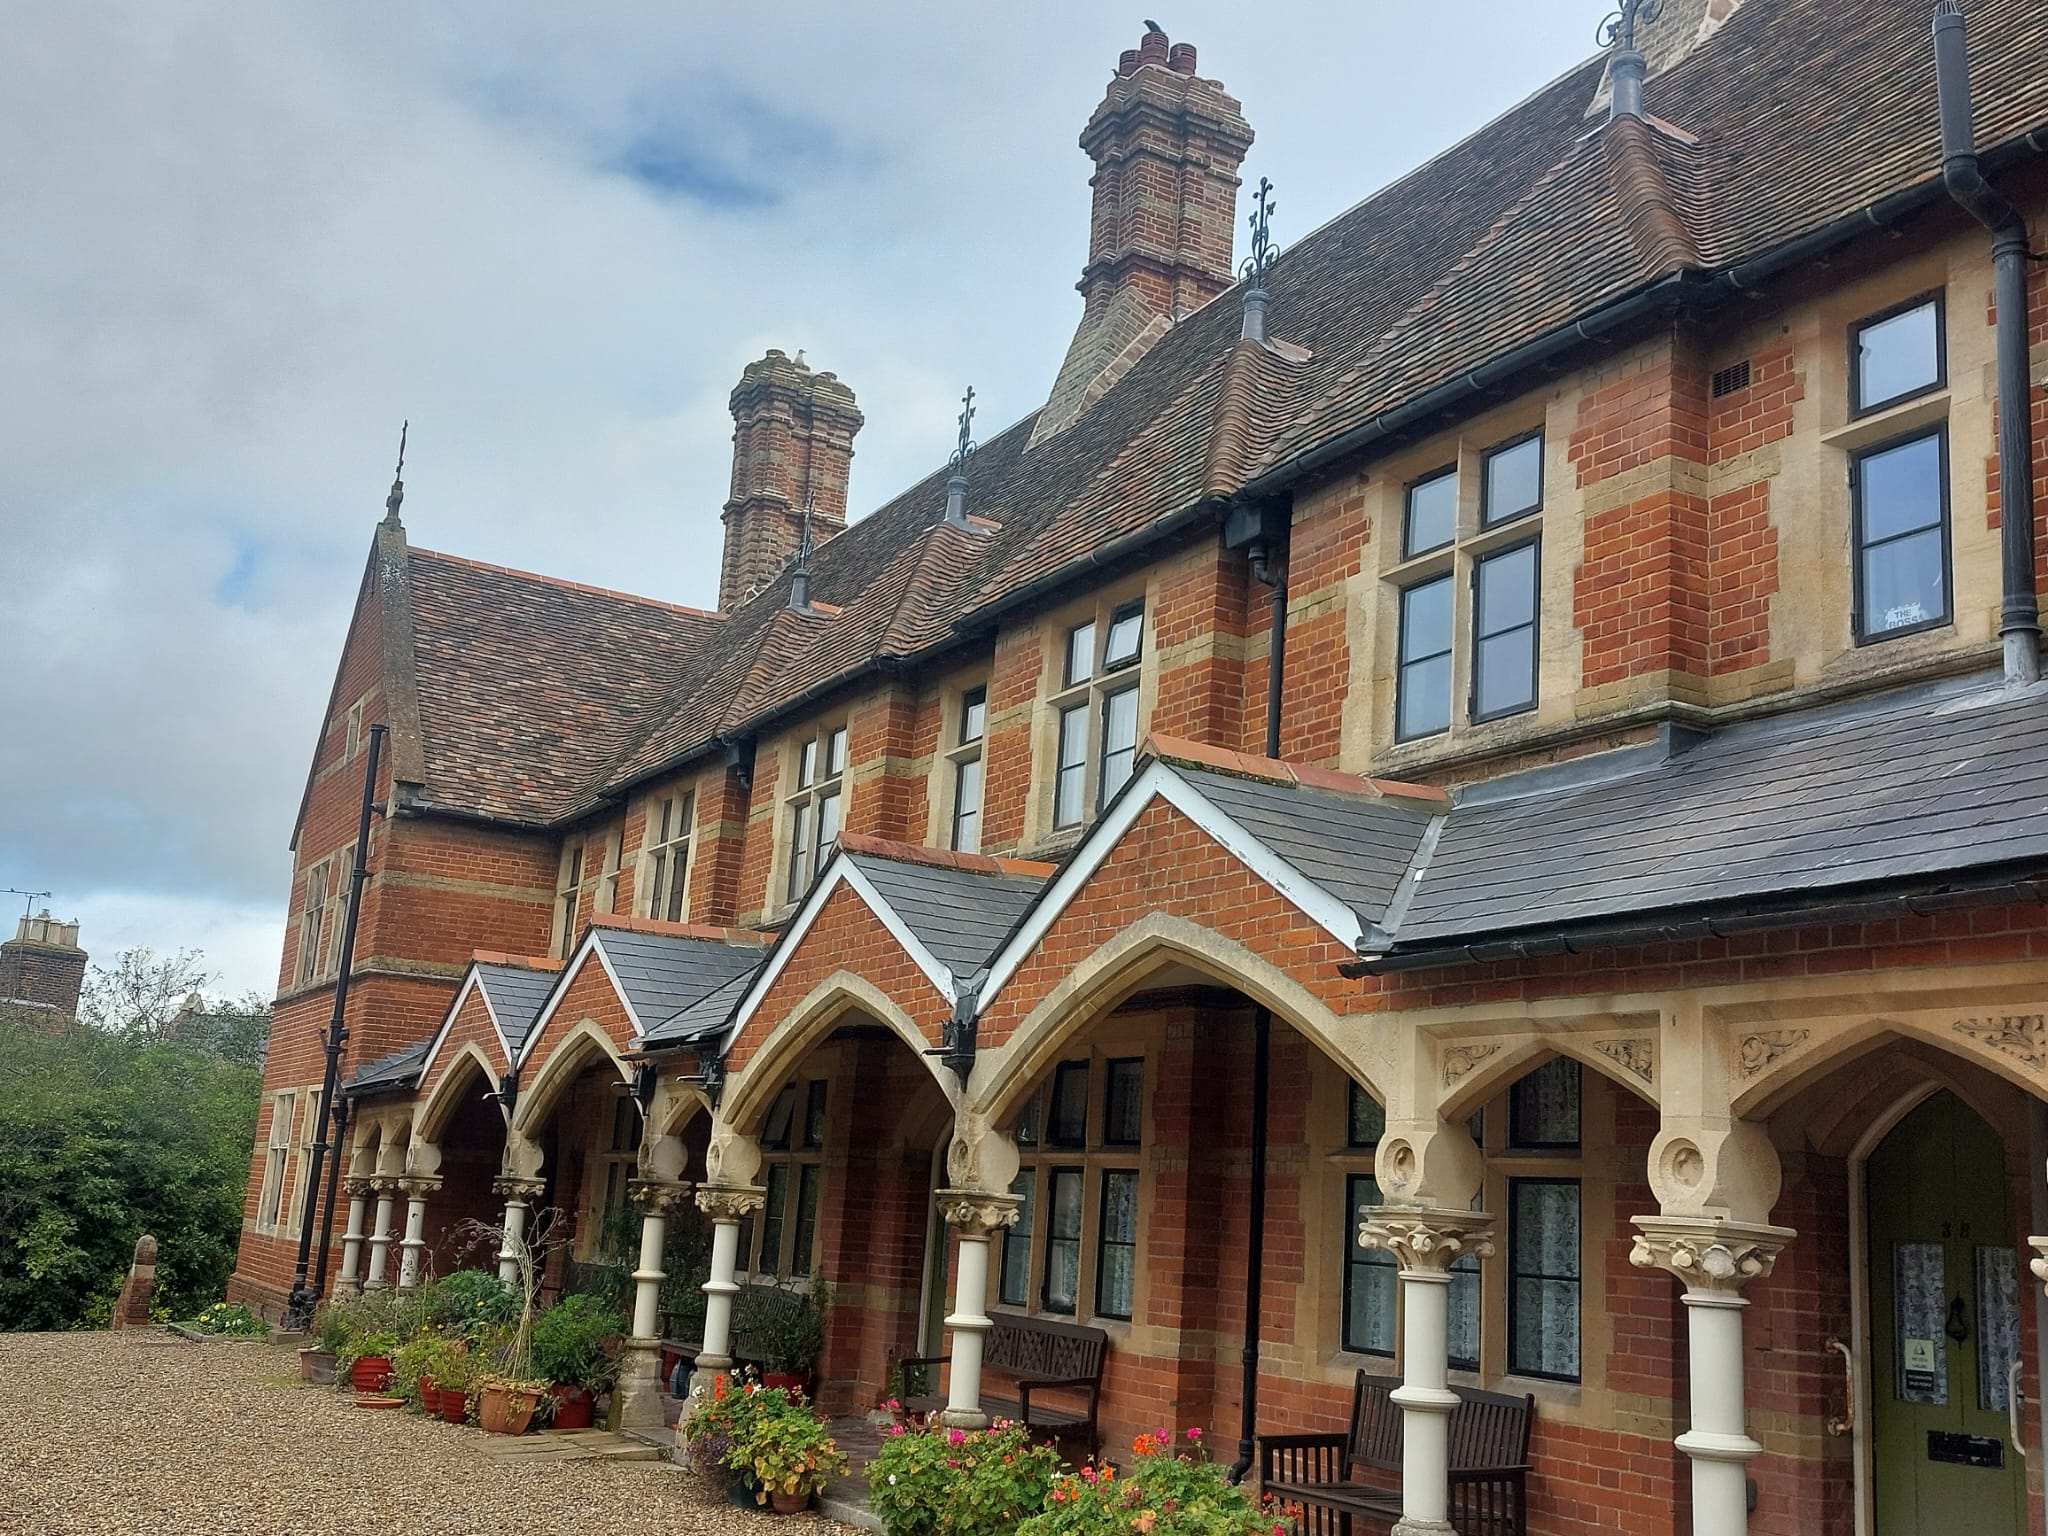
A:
233,3,2048,1533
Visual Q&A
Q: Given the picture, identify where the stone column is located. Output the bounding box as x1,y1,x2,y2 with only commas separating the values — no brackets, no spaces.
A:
110,1236,159,1329
616,1178,692,1431
334,1179,372,1299
492,1177,544,1287
363,1177,398,1292
1631,1217,1795,1536
693,1184,766,1394
937,1188,1024,1430
1359,1207,1497,1536
394,1176,441,1292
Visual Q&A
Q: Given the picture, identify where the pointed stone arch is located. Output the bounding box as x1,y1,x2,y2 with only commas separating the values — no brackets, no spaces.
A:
1733,1006,2048,1121
973,910,1382,1125
511,1018,631,1141
414,1042,503,1145
1434,1021,1662,1122
722,970,955,1136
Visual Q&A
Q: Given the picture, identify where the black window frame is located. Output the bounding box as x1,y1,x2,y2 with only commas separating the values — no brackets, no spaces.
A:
1347,1080,1387,1150
1343,1172,1399,1358
1479,429,1545,529
1469,537,1542,724
1102,1058,1144,1147
999,1169,1037,1309
1396,572,1456,743
1094,1168,1141,1321
1403,464,1460,558
951,755,984,854
1850,290,1947,419
1047,1061,1091,1149
1042,1165,1085,1315
1507,1057,1582,1151
1507,1176,1582,1383
1064,620,1097,688
1851,424,1953,645
1103,599,1146,672
1096,685,1141,812
1053,702,1090,829
790,1163,821,1277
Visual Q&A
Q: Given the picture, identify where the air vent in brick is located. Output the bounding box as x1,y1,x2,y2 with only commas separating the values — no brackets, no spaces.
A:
1711,360,1752,398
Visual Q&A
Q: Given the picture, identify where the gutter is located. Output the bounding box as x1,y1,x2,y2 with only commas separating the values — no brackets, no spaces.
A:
1342,863,2048,977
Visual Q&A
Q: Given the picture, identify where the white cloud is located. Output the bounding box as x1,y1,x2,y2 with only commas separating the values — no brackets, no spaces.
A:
0,0,1599,998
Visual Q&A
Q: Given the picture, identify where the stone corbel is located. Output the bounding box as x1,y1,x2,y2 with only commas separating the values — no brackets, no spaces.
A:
937,1188,1024,1239
1630,1214,1795,1297
695,1183,767,1223
1358,1206,1497,1273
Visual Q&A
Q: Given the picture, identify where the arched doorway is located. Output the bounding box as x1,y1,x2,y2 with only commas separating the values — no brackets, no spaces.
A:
1867,1091,2027,1536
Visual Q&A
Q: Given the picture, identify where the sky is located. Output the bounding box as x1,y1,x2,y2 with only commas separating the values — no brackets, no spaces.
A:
0,1,1606,999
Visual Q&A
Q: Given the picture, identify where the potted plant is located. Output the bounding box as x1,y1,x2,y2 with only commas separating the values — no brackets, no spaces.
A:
531,1294,624,1431
338,1329,399,1394
391,1332,442,1414
434,1345,476,1424
739,1278,829,1395
451,1212,554,1435
733,1392,849,1515
300,1306,346,1386
680,1371,772,1502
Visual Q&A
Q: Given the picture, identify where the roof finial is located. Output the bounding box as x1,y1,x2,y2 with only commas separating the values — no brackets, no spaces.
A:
1239,177,1278,343
1598,0,1662,120
945,385,978,526
382,420,408,528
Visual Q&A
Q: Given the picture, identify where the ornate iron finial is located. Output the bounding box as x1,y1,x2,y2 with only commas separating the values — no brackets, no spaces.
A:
950,385,978,473
1597,0,1662,50
796,500,816,565
1239,177,1277,289
382,420,408,528
691,1053,728,1109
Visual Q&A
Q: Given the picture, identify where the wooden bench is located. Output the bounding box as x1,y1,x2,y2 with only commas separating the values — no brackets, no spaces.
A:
900,1314,1109,1455
658,1281,810,1390
1260,1371,1532,1536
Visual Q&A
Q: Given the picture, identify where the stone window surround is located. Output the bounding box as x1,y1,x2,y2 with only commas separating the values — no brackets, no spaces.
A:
777,722,850,910
293,855,335,989
255,1088,297,1234
285,1086,324,1237
638,786,695,922
1027,579,1155,854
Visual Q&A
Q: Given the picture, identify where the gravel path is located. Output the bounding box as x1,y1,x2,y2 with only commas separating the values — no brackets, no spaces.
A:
0,1330,861,1535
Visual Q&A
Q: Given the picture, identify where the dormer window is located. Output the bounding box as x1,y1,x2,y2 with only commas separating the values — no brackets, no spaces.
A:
1051,598,1146,831
785,725,847,902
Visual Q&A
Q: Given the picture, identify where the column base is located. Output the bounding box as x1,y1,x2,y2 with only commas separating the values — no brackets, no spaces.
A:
1391,1521,1458,1536
939,1407,990,1431
690,1354,735,1401
615,1337,665,1431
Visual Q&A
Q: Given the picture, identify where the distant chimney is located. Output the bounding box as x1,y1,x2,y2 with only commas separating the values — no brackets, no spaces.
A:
1,910,88,1019
1030,26,1253,447
719,350,864,612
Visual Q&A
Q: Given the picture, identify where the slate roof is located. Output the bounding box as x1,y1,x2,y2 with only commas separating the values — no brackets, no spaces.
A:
641,968,757,1048
471,961,558,1057
365,0,2048,827
846,852,1048,980
584,927,765,1033
342,1039,429,1097
1373,675,2048,961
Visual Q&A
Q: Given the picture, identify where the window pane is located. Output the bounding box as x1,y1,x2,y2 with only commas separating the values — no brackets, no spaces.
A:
1860,433,1944,543
1099,688,1140,808
662,850,687,922
803,1081,828,1149
1348,1082,1387,1149
1048,1063,1089,1147
1857,300,1941,411
1510,1180,1580,1380
1013,1091,1041,1148
828,727,848,779
760,1164,790,1275
952,757,983,854
763,1086,796,1150
1405,468,1458,556
1065,621,1097,687
1346,1175,1398,1356
1864,530,1948,635
1483,435,1543,525
1045,1169,1083,1313
1398,575,1454,740
1103,1059,1143,1146
1001,1172,1036,1307
1476,542,1537,635
798,738,818,789
791,1165,821,1277
1510,1057,1581,1148
1096,1171,1139,1319
960,687,987,745
1104,603,1144,668
816,790,842,863
1474,544,1538,719
786,802,813,902
1055,705,1090,828
1448,1255,1482,1371
1474,632,1536,717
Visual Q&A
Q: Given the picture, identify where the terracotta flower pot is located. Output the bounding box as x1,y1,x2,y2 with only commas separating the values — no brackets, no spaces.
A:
762,1370,808,1396
770,1490,810,1515
350,1356,392,1394
439,1389,469,1424
548,1383,595,1430
479,1383,541,1435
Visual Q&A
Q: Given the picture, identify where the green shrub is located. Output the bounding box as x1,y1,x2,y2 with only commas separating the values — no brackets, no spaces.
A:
531,1293,625,1392
733,1393,849,1504
431,1269,518,1344
189,1300,267,1337
869,1420,1064,1536
1016,1431,1288,1536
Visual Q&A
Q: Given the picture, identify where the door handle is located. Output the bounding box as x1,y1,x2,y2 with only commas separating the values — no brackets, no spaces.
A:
2010,1359,2026,1460
1825,1337,1854,1437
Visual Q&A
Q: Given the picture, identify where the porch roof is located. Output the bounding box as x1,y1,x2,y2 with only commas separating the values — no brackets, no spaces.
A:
341,1038,429,1098
471,961,558,1058
1371,672,2048,963
845,852,1046,979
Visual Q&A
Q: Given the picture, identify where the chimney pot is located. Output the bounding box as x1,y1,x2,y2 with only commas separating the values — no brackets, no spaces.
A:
1138,29,1169,67
1168,42,1196,73
1118,48,1140,76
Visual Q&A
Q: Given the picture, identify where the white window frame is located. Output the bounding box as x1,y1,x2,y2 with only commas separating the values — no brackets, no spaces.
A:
293,858,333,989
286,1088,323,1234
257,1090,296,1233
641,792,694,922
1047,596,1147,833
782,725,848,905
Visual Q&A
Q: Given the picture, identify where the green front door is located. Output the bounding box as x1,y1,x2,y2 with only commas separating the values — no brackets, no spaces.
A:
1868,1092,2028,1536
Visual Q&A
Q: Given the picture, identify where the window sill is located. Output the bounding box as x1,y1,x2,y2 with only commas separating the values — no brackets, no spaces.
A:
1821,390,1948,455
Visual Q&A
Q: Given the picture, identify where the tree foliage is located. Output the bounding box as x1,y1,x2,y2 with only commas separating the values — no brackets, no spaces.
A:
78,946,271,1068
0,1011,260,1330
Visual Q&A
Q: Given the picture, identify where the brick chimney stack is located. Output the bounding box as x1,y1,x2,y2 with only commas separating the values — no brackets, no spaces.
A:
719,350,864,612
0,910,88,1019
1031,26,1253,446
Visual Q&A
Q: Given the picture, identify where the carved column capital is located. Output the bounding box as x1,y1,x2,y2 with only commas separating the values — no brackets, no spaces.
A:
630,1178,695,1216
370,1174,402,1197
2027,1238,2048,1296
694,1183,767,1223
343,1177,377,1199
397,1175,443,1200
1358,1205,1497,1273
937,1188,1023,1239
1630,1215,1795,1297
491,1176,545,1202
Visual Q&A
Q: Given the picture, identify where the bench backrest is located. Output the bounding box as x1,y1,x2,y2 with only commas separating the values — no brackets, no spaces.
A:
985,1314,1109,1383
1346,1372,1534,1473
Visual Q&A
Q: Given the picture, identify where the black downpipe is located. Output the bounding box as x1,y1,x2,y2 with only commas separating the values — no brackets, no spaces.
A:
1935,1,2041,685
283,723,386,1329
1230,540,1287,1483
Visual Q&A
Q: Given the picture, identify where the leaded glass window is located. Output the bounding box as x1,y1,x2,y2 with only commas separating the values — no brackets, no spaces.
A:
1508,1178,1580,1381
1096,1171,1139,1319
